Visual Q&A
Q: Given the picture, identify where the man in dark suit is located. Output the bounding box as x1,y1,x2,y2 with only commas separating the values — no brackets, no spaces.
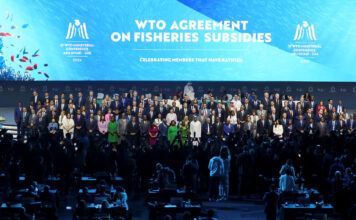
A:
297,96,309,113
14,102,23,136
243,98,252,115
338,115,347,135
309,96,317,114
85,90,95,109
251,96,260,110
75,92,85,109
37,112,47,136
126,116,140,149
257,114,267,137
295,115,306,134
59,99,67,113
111,95,122,111
120,93,130,109
347,114,356,134
147,106,156,122
53,95,60,109
207,97,217,110
130,91,139,106
237,106,247,124
20,107,29,138
86,113,98,135
304,108,314,122
216,103,226,122
86,104,97,119
261,92,270,110
202,118,214,143
327,99,334,113
306,118,317,136
66,103,76,116
171,101,179,115
47,106,58,122
328,115,339,135
213,117,223,139
74,109,86,138
30,90,41,105
179,102,191,121
273,93,282,112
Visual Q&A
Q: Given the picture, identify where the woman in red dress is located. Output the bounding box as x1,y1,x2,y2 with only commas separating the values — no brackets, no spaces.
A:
148,121,159,146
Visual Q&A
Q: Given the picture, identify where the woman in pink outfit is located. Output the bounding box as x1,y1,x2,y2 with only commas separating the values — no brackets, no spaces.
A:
148,121,159,146
98,115,108,138
105,108,113,122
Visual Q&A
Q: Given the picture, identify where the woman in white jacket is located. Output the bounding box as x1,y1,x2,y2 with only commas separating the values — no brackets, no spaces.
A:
273,119,284,138
62,113,74,139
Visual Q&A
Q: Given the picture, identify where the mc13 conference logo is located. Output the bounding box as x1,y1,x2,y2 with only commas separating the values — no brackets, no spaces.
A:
288,21,321,62
60,19,94,63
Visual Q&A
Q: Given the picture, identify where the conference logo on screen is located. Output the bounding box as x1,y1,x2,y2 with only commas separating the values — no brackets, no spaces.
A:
60,19,94,63
288,21,321,62
294,21,317,41
65,19,89,40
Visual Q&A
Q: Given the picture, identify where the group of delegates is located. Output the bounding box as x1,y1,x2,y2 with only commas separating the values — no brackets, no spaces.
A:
6,87,356,219
14,89,356,147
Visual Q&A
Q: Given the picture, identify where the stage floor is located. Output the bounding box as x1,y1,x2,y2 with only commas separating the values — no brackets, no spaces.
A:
0,107,15,125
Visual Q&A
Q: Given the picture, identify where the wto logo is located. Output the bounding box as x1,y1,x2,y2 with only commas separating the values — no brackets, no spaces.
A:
66,19,89,39
294,21,317,41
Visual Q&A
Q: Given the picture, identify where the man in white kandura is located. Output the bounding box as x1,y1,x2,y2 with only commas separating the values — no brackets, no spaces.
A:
184,82,195,101
190,116,201,146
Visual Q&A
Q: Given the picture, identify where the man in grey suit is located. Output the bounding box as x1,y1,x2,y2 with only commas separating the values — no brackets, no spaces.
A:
117,113,128,144
316,117,328,137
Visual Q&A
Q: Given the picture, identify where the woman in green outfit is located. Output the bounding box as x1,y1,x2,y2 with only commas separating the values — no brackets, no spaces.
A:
167,120,179,148
179,120,190,147
107,116,118,144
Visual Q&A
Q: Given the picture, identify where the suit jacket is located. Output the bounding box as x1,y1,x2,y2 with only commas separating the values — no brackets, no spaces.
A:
316,122,328,137
75,97,85,108
14,107,23,123
347,119,356,130
37,117,47,131
156,106,167,118
110,100,122,111
59,103,67,113
213,122,224,138
30,95,42,104
147,111,157,122
85,96,95,108
243,103,253,115
120,97,130,109
86,118,98,131
237,110,247,122
261,98,270,110
257,119,267,135
251,99,260,110
178,108,191,121
328,120,339,133
243,121,253,132
74,115,86,130
127,121,140,135
306,122,317,135
215,108,226,121
202,122,214,137
20,112,30,127
117,118,129,136
295,120,306,132
207,102,217,110
338,120,347,131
